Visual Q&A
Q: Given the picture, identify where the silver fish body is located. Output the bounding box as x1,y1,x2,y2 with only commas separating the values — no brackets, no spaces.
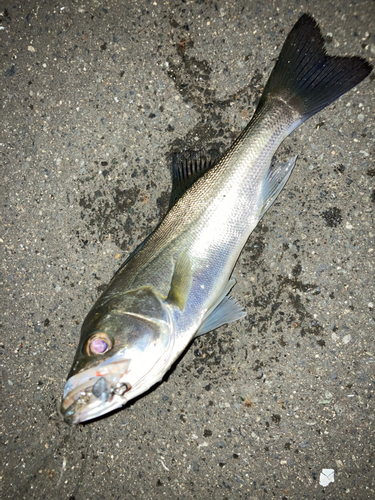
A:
62,14,372,423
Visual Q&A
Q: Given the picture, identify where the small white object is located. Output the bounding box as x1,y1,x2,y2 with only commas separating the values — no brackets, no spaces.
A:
319,469,334,487
342,334,351,344
159,459,169,471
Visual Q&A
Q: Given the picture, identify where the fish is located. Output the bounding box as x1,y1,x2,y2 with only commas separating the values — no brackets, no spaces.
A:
61,14,372,424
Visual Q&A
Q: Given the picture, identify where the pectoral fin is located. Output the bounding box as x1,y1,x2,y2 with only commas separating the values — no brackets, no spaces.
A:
166,250,192,311
195,279,246,337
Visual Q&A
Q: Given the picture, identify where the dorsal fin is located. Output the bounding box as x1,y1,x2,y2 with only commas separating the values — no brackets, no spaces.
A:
169,151,219,209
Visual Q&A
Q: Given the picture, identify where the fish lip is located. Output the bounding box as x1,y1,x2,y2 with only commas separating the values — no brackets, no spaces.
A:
62,391,128,425
61,358,131,424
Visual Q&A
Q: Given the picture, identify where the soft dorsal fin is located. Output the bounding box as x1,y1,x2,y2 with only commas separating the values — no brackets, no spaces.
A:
169,151,219,209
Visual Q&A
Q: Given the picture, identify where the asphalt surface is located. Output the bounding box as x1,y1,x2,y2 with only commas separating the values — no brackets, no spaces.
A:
1,1,374,499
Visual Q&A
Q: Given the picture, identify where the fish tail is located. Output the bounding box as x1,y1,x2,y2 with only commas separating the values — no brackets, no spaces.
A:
256,14,372,125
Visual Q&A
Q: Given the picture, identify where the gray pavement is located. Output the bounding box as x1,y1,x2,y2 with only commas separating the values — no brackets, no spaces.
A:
1,1,374,499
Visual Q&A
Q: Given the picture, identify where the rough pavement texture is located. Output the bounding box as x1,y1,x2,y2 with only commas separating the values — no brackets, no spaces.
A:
1,1,374,499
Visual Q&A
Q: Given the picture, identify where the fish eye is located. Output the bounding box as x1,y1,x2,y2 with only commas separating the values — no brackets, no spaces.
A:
84,332,113,356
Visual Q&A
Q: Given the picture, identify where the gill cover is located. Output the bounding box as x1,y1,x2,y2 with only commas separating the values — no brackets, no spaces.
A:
61,286,175,423
67,286,173,379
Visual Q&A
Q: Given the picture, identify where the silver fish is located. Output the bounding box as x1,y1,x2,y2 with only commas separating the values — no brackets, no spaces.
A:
61,14,372,424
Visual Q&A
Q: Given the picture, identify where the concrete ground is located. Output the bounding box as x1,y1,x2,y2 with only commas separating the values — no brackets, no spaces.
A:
1,0,374,499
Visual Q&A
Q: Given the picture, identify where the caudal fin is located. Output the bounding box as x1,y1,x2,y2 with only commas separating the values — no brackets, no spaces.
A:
256,14,372,122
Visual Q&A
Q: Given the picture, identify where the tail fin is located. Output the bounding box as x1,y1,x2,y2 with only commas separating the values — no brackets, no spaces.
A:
256,14,372,121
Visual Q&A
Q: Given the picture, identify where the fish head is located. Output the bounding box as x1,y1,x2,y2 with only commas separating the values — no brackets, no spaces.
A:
61,286,174,424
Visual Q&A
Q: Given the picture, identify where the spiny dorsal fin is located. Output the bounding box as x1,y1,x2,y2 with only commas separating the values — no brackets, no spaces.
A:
169,151,220,209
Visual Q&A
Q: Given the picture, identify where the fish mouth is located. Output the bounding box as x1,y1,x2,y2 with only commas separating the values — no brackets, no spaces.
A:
61,358,131,424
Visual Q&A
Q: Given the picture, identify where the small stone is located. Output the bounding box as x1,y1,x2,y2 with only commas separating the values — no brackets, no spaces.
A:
342,334,352,344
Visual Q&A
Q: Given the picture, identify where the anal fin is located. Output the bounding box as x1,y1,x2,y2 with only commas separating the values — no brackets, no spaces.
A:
259,156,297,220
